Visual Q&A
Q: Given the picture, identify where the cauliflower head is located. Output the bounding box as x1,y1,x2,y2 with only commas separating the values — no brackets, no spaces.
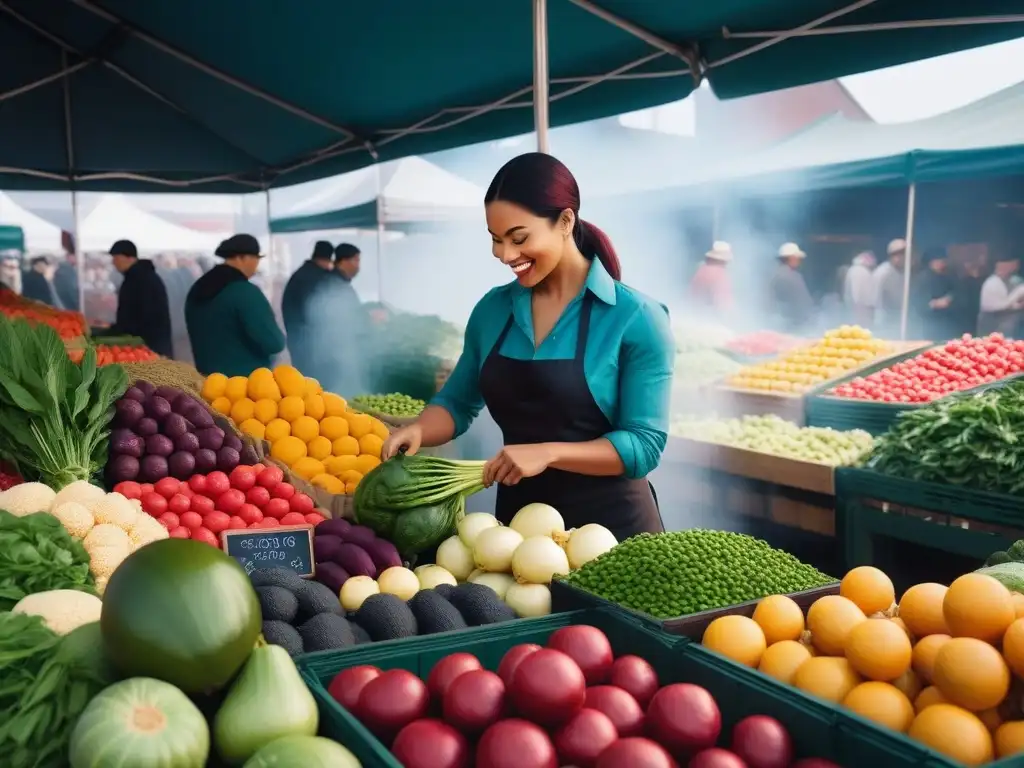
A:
13,589,103,635
92,492,139,529
51,501,96,539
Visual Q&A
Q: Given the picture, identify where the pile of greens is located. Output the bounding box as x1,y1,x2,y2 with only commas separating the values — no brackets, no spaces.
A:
0,511,96,610
983,539,1024,567
865,381,1024,494
365,311,464,401
0,316,128,489
354,454,485,557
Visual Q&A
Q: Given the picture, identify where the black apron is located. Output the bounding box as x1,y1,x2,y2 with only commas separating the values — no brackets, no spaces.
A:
478,293,664,542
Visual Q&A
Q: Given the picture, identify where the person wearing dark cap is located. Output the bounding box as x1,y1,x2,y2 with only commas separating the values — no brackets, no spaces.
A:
185,234,285,377
20,256,60,307
93,241,173,357
281,240,336,376
334,243,361,283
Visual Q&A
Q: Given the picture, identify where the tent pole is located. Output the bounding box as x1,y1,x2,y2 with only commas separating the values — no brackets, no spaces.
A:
263,188,275,305
376,163,385,302
533,0,550,153
899,182,917,341
71,191,82,312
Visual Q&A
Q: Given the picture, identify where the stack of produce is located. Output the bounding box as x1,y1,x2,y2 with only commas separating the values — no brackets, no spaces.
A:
983,539,1024,567
66,336,161,366
829,333,1024,403
325,623,841,768
107,379,257,486
725,325,891,394
366,311,464,401
673,349,742,389
562,530,835,618
725,330,805,358
0,315,128,489
671,413,874,467
351,392,426,419
120,358,206,394
672,321,734,352
434,505,617,619
202,365,388,496
865,380,1024,494
116,464,325,544
701,564,1024,765
0,285,86,339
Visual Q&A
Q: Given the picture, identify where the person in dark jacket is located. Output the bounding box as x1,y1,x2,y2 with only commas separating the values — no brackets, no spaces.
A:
21,257,60,307
95,240,174,357
185,234,285,377
952,259,985,337
767,242,814,333
281,240,335,376
910,248,955,340
53,252,80,311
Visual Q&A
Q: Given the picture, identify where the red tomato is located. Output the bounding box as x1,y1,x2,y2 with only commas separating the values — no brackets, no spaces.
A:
245,485,271,508
187,474,207,495
236,503,264,525
167,493,192,515
157,512,180,530
229,465,257,492
280,512,308,526
179,511,204,530
256,465,285,488
216,489,246,515
190,494,215,516
251,462,266,474
169,526,190,539
264,498,291,519
260,517,280,528
192,526,219,547
205,471,231,497
113,481,143,500
140,483,155,495
154,477,181,499
304,512,327,526
177,484,195,499
227,515,248,530
204,511,232,534
270,482,295,501
141,491,168,517
290,493,315,514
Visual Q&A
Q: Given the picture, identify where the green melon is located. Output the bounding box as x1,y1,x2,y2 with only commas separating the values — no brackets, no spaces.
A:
243,736,362,767
101,538,261,693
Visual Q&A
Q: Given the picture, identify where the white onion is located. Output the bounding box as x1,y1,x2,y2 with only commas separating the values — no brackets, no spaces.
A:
511,536,570,585
565,524,618,569
469,571,515,600
458,512,500,548
473,526,524,573
340,575,379,612
436,535,476,580
414,564,457,590
504,583,552,618
467,568,484,582
510,503,567,544
377,566,420,600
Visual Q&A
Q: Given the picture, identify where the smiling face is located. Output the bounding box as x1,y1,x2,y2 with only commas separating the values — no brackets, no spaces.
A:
486,199,572,287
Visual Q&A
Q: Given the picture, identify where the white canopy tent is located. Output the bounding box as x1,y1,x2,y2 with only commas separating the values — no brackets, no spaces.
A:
79,195,225,252
0,192,64,252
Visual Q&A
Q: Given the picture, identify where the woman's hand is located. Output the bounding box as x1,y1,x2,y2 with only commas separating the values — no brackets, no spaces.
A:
382,423,423,460
484,443,555,487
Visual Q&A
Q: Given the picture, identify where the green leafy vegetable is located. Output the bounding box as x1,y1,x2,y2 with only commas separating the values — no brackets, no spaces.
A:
354,454,484,556
0,316,129,489
0,511,95,610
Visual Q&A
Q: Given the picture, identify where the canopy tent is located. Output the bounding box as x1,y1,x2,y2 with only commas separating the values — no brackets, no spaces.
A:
0,226,25,253
0,1,1018,192
78,194,224,252
269,157,484,233
0,192,64,250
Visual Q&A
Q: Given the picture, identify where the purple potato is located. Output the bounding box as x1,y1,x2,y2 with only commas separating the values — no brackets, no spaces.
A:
106,454,140,483
110,428,144,459
133,380,156,397
195,427,224,452
139,454,169,482
174,432,201,454
135,417,159,437
362,537,403,572
313,535,344,563
315,562,351,593
216,446,240,472
223,433,243,452
343,525,378,550
162,413,190,440
193,448,217,473
316,518,352,538
144,396,172,422
153,385,183,405
114,398,144,428
168,451,197,480
334,543,377,579
145,434,175,458
178,399,213,428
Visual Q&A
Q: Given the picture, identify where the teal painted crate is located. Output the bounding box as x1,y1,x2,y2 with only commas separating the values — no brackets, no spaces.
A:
298,608,950,767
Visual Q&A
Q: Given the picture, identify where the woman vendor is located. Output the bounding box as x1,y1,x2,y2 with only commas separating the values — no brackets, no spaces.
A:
382,153,675,541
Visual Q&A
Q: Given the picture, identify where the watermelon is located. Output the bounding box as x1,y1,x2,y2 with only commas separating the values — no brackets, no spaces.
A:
100,538,261,693
242,736,362,767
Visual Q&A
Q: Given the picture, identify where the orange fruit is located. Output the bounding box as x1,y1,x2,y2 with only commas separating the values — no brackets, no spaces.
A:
758,640,812,685
806,595,866,656
307,436,333,462
319,416,349,441
201,372,227,401
899,582,950,638
354,454,382,475
915,686,950,713
841,566,896,615
995,721,1024,758
843,682,915,732
224,376,248,401
370,418,390,441
793,657,862,703
979,708,1004,732
322,392,347,417
333,435,360,457
253,398,278,424
932,637,1010,712
270,435,306,466
943,573,1015,642
238,418,265,440
890,617,913,641
311,473,344,495
291,457,326,481
912,634,951,683
891,668,923,702
702,616,766,668
908,704,993,765
303,376,322,396
278,395,305,422
845,618,912,681
264,418,291,443
1002,618,1024,678
210,396,231,416
346,411,373,439
272,365,306,398
291,416,320,443
230,397,256,423
752,595,806,645
1012,592,1024,619
303,393,326,421
324,455,358,477
358,433,384,459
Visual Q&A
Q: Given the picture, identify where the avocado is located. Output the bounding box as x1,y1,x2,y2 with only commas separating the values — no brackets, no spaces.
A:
407,590,468,635
297,613,356,652
448,582,517,626
433,583,456,600
351,622,372,645
987,550,1012,567
261,620,304,657
250,567,305,592
256,586,299,623
354,594,418,641
294,579,344,620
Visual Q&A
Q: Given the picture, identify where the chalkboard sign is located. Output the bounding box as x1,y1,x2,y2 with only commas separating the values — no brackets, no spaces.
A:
221,524,315,579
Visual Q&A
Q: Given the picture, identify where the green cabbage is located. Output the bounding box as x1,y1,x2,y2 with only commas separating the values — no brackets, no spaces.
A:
976,561,1024,593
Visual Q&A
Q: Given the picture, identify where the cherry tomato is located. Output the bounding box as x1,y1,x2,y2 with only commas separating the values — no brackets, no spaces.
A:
229,465,257,492
140,483,155,495
260,517,280,528
192,526,219,547
227,515,248,530
290,493,315,514
245,485,271,508
237,503,264,525
256,465,285,488
169,526,191,539
270,481,295,500
203,511,232,534
179,511,204,530
251,462,266,474
113,481,143,500
167,493,192,516
264,498,291,519
190,494,215,516
141,491,168,517
205,471,231,497
304,512,327,526
280,512,308,526
154,477,181,499
157,512,180,530
187,474,208,495
177,484,195,499
217,489,246,515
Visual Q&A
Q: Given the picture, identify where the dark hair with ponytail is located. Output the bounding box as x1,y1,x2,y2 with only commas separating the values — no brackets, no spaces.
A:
484,152,621,281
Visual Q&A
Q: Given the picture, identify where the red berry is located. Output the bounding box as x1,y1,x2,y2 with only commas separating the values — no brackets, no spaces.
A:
205,471,231,497
304,512,327,526
260,517,280,527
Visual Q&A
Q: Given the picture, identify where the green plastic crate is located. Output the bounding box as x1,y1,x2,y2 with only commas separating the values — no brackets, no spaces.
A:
298,608,944,767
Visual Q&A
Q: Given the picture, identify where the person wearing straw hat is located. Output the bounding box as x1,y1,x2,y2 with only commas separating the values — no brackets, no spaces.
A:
768,242,813,333
689,240,734,317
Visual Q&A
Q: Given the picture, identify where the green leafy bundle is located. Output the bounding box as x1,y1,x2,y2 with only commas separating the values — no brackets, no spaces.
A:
0,511,95,610
0,316,128,489
865,381,1024,494
354,454,485,556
